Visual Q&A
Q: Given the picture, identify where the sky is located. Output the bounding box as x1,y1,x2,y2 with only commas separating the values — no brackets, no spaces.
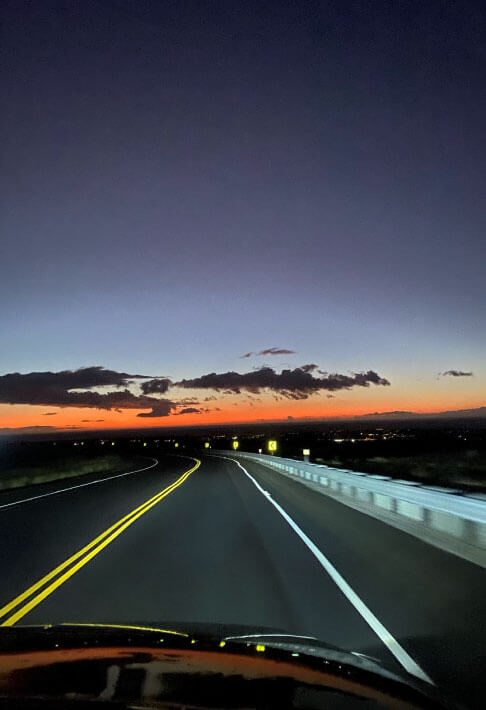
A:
1,0,485,433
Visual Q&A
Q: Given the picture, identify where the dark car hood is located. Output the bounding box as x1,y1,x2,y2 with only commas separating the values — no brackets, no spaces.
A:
0,622,457,709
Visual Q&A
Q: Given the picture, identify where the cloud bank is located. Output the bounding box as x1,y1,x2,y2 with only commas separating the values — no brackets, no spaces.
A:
0,363,391,419
176,366,390,398
0,367,175,418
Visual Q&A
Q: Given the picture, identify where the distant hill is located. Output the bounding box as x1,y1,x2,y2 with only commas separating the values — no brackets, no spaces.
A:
354,406,486,420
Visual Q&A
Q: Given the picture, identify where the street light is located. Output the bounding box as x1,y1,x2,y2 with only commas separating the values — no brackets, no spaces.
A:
204,442,210,449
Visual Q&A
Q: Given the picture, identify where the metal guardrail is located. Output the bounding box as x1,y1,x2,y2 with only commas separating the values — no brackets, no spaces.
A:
215,450,486,551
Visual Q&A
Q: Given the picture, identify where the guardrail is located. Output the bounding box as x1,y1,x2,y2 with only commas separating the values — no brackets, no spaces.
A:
214,450,486,561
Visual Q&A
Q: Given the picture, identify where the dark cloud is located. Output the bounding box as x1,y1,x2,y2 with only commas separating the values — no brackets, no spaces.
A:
43,412,57,416
300,364,319,373
258,348,296,356
0,367,175,418
204,396,217,401
174,407,201,415
136,400,174,418
326,394,335,399
440,370,474,377
81,418,106,423
239,347,296,358
140,378,172,394
176,367,390,398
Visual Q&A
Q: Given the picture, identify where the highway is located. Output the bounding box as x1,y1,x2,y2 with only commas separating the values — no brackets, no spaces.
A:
1,453,485,708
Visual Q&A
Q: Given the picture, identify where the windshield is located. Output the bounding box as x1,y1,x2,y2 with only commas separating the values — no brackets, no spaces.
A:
1,2,485,709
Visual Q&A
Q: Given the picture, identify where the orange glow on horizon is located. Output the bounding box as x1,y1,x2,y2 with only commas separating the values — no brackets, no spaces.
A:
1,385,484,434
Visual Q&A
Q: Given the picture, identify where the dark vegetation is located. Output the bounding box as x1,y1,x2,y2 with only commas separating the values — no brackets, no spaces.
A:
1,418,485,492
0,439,147,490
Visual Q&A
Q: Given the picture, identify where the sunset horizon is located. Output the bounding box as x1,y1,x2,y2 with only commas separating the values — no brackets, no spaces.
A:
1,361,483,435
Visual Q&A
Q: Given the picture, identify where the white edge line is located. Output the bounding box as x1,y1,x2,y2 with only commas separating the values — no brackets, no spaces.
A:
216,454,433,685
0,458,159,511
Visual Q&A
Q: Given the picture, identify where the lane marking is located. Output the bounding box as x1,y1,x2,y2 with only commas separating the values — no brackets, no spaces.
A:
219,455,432,685
0,458,160,511
0,458,200,626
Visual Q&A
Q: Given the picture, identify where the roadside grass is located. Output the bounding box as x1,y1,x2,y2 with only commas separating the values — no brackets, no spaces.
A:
0,454,149,491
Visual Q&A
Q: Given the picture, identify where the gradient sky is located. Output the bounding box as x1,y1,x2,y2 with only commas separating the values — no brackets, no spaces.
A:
1,0,485,432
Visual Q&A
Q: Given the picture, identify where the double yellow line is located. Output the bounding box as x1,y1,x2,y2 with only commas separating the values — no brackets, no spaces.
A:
0,458,200,627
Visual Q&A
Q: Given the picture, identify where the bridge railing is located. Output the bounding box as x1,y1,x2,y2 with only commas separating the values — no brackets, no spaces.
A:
213,450,486,559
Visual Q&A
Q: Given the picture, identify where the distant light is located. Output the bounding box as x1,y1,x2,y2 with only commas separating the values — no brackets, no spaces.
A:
204,442,210,449
143,442,147,447
292,652,299,657
258,448,262,453
232,440,239,450
268,440,277,452
219,641,226,648
111,442,115,446
81,441,84,446
334,439,344,443
174,442,179,448
256,644,265,652
303,448,310,456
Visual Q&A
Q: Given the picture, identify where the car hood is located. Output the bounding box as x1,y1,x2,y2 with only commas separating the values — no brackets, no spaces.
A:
0,622,456,709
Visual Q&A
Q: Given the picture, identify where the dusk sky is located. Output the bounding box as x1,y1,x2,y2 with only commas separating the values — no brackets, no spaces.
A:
1,0,484,432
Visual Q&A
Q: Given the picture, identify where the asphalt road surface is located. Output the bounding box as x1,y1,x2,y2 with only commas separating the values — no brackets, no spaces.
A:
1,453,485,708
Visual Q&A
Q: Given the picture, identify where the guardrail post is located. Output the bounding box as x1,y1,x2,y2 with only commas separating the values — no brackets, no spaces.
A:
463,518,479,545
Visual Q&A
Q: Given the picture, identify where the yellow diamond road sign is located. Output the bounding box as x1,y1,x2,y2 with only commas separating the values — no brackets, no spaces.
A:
268,440,277,452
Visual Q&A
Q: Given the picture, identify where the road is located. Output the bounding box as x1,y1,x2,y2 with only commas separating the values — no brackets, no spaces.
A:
1,453,485,708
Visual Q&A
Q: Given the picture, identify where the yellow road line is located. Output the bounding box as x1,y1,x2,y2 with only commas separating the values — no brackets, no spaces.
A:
0,462,195,621
0,458,200,626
